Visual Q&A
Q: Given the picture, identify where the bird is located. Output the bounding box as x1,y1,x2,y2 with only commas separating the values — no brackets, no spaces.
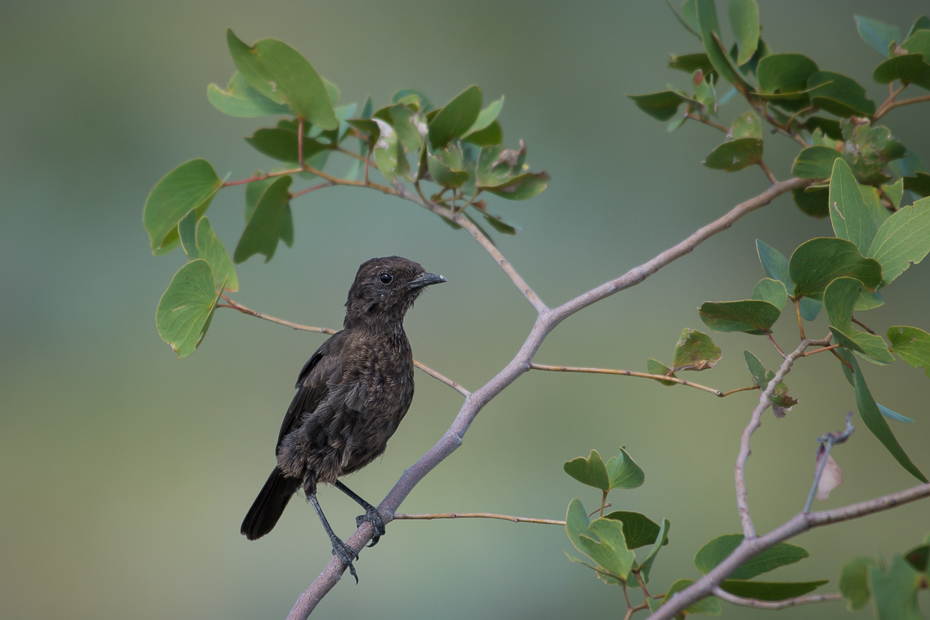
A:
240,256,447,581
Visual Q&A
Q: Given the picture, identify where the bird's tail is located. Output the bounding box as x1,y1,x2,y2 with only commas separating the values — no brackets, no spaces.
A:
241,467,300,541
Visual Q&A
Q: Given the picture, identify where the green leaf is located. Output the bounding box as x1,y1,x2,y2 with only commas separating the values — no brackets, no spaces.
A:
804,115,843,140
867,198,930,286
565,499,591,557
668,53,714,75
245,176,276,221
873,54,930,91
156,260,224,358
233,175,294,263
904,172,930,197
427,144,468,188
638,519,671,584
463,121,502,147
695,534,809,580
840,556,880,610
647,358,678,386
751,278,787,309
719,580,828,601
672,328,721,371
729,110,762,139
207,72,293,118
905,544,929,572
581,517,637,580
227,30,337,130
605,447,645,490
428,85,482,150
464,96,504,137
602,511,663,549
143,159,223,253
903,29,930,60
703,138,763,171
855,15,901,58
808,71,876,118
373,119,409,182
908,16,930,39
628,91,687,121
755,240,822,319
245,127,326,164
844,350,927,482
792,146,840,179
744,350,767,387
755,53,819,110
728,0,759,65
883,178,904,209
888,326,930,376
696,0,747,90
476,209,518,235
840,120,906,185
663,579,721,615
699,300,781,334
194,218,238,292
666,0,700,37
788,237,882,301
484,172,549,200
564,450,610,491
824,277,894,364
869,555,924,620
859,186,892,231
877,403,915,424
391,88,431,111
178,209,198,259
792,185,829,218
829,158,877,253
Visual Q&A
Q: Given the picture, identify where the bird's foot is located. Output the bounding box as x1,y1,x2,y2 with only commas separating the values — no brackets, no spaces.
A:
355,506,386,548
330,536,359,583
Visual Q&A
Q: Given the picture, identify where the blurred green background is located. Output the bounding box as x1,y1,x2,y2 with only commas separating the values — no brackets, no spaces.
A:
2,1,929,618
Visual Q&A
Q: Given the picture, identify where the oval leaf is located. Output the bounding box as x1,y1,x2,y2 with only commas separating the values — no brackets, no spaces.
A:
673,328,721,371
699,300,781,333
234,175,294,263
143,159,222,253
788,237,882,301
428,85,482,149
703,138,763,171
840,556,880,610
195,217,238,292
792,146,840,179
156,260,224,358
720,580,828,601
866,198,930,287
564,450,610,491
606,447,645,490
207,72,292,118
695,534,809,580
888,326,930,376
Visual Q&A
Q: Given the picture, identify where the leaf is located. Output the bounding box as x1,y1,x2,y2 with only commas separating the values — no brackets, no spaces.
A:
751,278,788,309
155,260,224,358
602,511,663,549
227,30,337,130
565,499,591,557
855,15,901,58
245,176,276,221
878,403,915,424
792,146,840,179
463,120,502,147
178,209,198,259
905,544,929,572
904,172,930,197
478,210,518,235
373,119,409,182
195,218,238,292
756,240,822,319
668,53,714,75
564,450,610,491
484,172,549,200
824,277,894,364
672,328,721,371
391,88,431,111
744,350,767,387
703,138,763,171
605,447,645,490
793,186,829,218
869,555,924,620
694,534,809,580
719,580,828,601
427,145,469,188
757,53,819,94
428,86,482,149
843,350,927,482
581,517,637,580
840,556,880,610
867,198,930,287
143,159,223,253
666,0,700,37
729,110,762,139
908,16,930,40
903,29,930,60
829,159,878,254
840,120,906,185
464,96,504,137
245,127,326,164
233,175,294,263
873,55,930,91
628,91,687,121
695,0,750,92
647,358,678,386
808,71,876,118
728,0,759,65
698,300,781,334
663,579,721,615
788,237,882,301
638,519,671,584
207,72,293,118
883,178,904,209
887,326,930,376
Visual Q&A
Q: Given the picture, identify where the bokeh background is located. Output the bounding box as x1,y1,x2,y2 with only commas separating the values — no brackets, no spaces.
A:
2,1,928,618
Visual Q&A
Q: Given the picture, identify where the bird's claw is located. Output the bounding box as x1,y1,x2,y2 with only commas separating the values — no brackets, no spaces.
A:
356,506,386,548
330,537,359,583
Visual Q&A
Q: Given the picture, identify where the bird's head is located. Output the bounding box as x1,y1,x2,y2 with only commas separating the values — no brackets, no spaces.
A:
344,256,447,326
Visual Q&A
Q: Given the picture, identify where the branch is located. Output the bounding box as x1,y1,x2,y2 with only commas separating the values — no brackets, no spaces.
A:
712,588,843,610
218,296,470,397
286,177,810,619
529,363,757,398
393,512,564,525
646,481,930,620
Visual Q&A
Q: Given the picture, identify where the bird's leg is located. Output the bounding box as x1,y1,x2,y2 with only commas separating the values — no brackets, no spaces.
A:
334,480,386,548
307,489,359,583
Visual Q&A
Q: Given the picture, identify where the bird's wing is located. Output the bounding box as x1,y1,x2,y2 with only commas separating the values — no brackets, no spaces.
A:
275,331,345,449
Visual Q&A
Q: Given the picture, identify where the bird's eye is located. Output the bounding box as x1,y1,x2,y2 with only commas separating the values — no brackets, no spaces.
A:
379,273,394,284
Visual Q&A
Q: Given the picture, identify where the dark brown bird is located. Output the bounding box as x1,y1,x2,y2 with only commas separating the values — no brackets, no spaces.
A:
240,256,446,580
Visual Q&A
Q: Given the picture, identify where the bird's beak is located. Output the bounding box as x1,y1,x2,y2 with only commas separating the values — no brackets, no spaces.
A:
409,272,448,288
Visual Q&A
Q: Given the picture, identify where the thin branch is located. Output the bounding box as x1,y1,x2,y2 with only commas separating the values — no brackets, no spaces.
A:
793,297,806,340
766,332,787,358
873,85,922,121
757,160,777,185
290,182,334,199
393,512,563,525
529,363,756,398
218,296,469,397
223,168,301,187
333,145,371,165
286,177,811,619
712,588,843,610
802,344,840,357
685,112,727,133
646,481,930,620
851,315,875,335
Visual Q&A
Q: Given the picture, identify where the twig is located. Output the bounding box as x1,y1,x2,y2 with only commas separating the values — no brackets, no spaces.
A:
851,316,875,335
529,363,756,398
290,182,334,199
793,297,806,340
646,481,930,620
801,344,840,357
685,112,727,133
218,296,470,397
286,177,811,619
766,332,787,358
757,160,777,185
873,86,923,121
223,168,301,187
712,588,843,610
393,512,564,525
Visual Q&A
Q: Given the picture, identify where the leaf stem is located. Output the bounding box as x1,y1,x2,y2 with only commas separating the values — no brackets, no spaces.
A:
757,160,777,185
766,332,787,358
851,315,875,334
290,182,334,199
793,297,806,340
